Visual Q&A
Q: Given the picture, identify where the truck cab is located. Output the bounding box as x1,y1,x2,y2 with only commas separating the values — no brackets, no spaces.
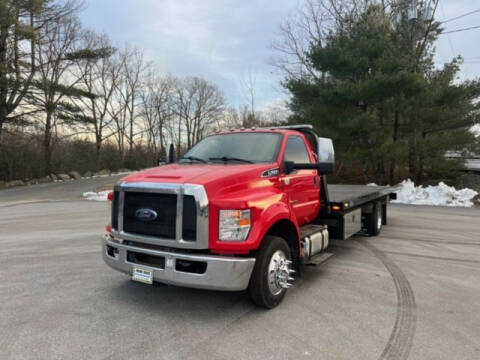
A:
103,126,394,308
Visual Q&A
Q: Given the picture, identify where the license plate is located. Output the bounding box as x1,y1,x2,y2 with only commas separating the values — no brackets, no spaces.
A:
132,267,153,284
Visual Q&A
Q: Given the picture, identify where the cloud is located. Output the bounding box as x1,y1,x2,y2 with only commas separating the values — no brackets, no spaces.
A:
80,0,480,107
80,0,300,107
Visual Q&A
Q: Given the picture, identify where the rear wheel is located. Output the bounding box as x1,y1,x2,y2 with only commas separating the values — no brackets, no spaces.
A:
368,202,383,236
248,236,293,309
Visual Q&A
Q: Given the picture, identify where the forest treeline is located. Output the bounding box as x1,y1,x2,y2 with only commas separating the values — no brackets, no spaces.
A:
1,0,479,185
0,0,284,182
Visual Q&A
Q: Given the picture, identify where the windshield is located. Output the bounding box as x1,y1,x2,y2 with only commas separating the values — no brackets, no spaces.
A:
181,133,283,164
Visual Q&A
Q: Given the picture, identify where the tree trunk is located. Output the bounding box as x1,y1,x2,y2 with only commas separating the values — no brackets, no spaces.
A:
408,127,417,183
378,161,386,185
416,132,427,184
43,112,53,176
95,135,102,171
0,110,5,143
159,124,165,160
129,117,133,154
389,111,399,184
177,119,181,158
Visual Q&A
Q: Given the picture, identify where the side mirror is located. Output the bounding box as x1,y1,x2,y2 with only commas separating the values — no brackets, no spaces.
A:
317,137,335,174
317,137,334,164
168,144,175,163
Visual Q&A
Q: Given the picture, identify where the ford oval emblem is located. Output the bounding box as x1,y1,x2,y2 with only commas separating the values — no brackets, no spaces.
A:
135,208,158,222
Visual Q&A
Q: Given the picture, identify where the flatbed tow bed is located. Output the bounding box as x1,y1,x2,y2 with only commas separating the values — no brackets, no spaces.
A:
318,184,397,240
328,184,395,210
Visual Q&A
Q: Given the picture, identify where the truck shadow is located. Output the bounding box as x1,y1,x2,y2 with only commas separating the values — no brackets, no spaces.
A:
108,278,256,318
105,241,361,319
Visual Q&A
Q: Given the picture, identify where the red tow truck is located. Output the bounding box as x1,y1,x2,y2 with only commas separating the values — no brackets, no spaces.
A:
103,125,396,308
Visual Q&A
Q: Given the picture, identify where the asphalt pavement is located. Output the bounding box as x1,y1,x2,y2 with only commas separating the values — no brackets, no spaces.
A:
1,178,479,360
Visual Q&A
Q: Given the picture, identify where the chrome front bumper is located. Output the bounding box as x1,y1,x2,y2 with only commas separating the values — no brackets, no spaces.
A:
102,235,256,291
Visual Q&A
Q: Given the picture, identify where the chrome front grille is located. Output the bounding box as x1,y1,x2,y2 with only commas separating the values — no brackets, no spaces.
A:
111,182,209,250
123,192,177,239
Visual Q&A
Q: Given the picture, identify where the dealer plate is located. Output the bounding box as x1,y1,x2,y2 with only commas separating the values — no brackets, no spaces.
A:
132,267,153,284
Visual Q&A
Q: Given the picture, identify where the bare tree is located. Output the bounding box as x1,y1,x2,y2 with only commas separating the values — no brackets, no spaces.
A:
174,77,225,152
122,47,150,155
240,69,258,123
109,46,149,164
215,107,243,130
271,0,391,81
140,72,177,162
72,31,119,170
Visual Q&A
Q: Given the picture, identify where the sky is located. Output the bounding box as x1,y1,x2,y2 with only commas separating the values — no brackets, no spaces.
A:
79,0,480,109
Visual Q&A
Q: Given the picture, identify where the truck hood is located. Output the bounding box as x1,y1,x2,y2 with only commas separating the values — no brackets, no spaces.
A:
121,163,279,197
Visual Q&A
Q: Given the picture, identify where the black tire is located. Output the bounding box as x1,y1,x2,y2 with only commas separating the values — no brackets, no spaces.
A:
369,202,383,236
248,235,291,309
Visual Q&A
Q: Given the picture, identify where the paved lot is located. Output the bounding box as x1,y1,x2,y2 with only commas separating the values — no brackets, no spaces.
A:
1,180,479,360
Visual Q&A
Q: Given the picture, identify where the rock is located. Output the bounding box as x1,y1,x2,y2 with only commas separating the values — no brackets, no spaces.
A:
50,173,58,181
118,168,131,173
83,170,92,178
6,180,25,188
37,176,52,184
473,194,480,207
68,171,82,180
95,169,111,176
57,174,71,181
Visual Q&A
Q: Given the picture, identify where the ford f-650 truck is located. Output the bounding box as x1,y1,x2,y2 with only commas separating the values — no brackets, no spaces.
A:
103,125,396,308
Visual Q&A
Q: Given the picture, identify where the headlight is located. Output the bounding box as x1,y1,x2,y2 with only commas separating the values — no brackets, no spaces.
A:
219,209,251,241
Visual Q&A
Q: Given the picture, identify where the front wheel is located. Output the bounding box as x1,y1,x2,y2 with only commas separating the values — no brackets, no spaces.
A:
248,235,293,309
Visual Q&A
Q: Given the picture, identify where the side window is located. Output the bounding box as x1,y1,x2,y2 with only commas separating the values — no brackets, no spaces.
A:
284,136,311,163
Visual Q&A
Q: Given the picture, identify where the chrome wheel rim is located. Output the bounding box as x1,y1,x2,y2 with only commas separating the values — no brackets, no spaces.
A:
267,250,292,296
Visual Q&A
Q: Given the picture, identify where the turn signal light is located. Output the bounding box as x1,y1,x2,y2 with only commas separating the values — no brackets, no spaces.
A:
106,191,114,232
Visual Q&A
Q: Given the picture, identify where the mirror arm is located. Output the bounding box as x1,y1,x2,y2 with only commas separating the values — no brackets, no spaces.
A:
291,162,335,175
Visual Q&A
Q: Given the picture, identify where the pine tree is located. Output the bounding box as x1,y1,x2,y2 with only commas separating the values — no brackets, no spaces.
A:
285,5,480,184
0,0,80,141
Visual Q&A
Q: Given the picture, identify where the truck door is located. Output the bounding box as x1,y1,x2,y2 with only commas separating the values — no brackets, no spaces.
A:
282,135,320,225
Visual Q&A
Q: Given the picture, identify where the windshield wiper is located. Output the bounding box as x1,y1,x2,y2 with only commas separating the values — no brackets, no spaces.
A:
209,156,254,164
180,156,207,163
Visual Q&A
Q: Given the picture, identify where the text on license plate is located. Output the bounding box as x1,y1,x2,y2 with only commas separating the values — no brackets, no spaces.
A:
132,267,153,284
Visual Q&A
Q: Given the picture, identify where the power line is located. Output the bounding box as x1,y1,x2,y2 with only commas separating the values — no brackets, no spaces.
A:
439,0,455,57
442,8,480,24
440,25,480,35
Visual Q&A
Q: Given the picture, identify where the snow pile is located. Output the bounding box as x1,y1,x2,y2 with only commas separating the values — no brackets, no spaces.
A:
392,179,478,207
82,190,111,201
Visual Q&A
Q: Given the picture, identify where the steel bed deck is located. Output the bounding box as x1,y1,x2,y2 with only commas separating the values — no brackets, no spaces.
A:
327,184,396,210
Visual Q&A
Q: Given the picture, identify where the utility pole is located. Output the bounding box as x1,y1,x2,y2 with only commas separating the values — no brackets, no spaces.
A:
396,0,438,182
